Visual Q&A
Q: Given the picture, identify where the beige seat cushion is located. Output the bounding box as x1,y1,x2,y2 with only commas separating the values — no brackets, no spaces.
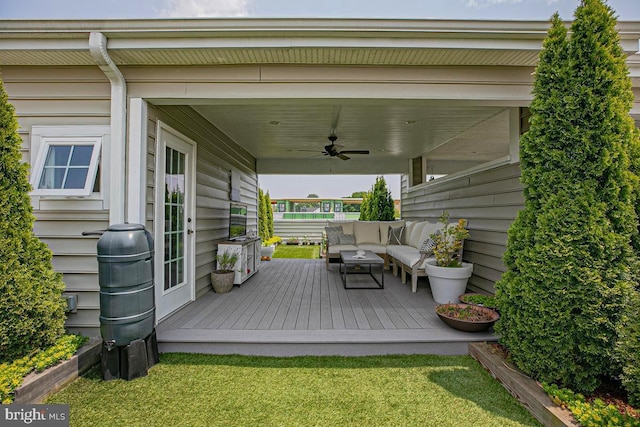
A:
387,245,435,269
327,244,358,254
407,221,428,249
357,244,387,254
416,222,442,249
354,221,381,245
402,221,417,245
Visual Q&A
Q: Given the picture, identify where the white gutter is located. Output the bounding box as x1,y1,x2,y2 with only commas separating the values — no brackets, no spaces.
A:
89,32,126,225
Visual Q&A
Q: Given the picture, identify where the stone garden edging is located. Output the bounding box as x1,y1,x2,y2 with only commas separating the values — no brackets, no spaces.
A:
469,342,577,427
13,337,102,404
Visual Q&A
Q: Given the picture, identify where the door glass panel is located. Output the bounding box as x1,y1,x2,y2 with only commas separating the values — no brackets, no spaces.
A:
163,146,186,292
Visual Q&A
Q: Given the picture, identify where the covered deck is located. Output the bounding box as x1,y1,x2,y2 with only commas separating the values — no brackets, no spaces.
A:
157,258,497,356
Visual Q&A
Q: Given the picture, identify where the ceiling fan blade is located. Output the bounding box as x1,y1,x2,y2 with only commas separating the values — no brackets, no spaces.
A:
337,153,350,160
329,106,342,136
340,150,370,155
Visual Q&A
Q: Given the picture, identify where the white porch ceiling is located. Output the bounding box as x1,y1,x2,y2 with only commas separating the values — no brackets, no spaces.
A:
192,101,510,174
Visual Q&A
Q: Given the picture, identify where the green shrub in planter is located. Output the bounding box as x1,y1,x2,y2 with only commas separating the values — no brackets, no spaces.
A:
496,1,640,394
0,78,66,363
543,383,640,427
617,290,640,406
0,335,86,403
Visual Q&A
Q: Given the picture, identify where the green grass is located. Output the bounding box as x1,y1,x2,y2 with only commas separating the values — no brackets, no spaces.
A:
48,354,540,427
272,244,320,259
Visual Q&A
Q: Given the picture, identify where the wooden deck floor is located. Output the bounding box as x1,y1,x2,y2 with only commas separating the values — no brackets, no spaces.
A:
157,258,497,356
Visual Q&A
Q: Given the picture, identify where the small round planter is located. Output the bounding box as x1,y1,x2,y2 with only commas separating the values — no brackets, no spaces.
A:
436,303,500,332
425,261,473,304
210,271,235,293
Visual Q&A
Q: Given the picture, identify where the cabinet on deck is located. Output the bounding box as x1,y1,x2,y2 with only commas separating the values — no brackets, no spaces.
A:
217,238,261,285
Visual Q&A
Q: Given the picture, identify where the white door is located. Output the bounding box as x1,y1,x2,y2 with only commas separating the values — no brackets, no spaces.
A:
154,122,196,320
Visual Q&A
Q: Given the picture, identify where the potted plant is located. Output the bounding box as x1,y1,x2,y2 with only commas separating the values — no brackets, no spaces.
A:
261,236,281,260
425,211,473,304
435,303,499,332
211,250,239,293
459,293,498,311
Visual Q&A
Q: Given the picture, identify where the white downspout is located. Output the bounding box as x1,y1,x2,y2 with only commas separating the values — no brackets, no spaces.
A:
89,32,126,225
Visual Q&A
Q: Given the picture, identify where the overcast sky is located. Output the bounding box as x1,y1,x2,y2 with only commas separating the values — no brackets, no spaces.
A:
2,0,637,198
2,0,639,20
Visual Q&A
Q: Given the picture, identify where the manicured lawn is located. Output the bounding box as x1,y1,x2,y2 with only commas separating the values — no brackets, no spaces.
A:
272,244,320,259
48,353,540,427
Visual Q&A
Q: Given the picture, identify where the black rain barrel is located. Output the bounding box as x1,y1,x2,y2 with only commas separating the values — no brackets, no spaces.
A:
97,223,155,346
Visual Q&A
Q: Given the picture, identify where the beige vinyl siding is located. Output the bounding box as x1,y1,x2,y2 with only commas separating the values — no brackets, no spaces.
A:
401,162,523,294
147,105,259,299
3,66,111,336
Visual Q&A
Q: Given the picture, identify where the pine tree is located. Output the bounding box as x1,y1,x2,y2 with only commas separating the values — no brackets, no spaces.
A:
371,176,395,221
495,2,639,394
359,176,394,221
0,77,66,362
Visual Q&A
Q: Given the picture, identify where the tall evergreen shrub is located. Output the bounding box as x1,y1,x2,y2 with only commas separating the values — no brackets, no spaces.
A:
265,191,274,238
0,77,66,363
358,192,370,221
359,176,394,221
495,1,639,394
257,188,269,242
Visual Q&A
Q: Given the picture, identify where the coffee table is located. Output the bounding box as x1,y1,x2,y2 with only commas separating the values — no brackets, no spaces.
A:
339,250,384,289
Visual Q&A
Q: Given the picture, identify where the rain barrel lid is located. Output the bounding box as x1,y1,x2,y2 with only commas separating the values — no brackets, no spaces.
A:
107,223,145,232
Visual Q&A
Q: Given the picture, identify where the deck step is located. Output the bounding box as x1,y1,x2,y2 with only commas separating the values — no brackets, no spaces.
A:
157,329,497,356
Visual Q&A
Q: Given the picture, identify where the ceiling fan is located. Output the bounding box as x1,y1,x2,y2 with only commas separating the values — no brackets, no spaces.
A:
323,135,370,161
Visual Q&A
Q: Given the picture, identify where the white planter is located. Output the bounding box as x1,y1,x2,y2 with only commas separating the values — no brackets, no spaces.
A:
261,245,275,258
425,261,474,304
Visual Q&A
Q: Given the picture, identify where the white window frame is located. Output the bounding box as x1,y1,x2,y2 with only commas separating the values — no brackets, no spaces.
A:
30,137,101,196
29,125,111,211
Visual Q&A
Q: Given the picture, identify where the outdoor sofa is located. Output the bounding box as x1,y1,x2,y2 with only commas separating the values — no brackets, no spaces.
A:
325,220,450,292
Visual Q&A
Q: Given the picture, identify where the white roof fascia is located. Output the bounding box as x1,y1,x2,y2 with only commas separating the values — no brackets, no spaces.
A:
0,18,638,58
106,37,544,51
